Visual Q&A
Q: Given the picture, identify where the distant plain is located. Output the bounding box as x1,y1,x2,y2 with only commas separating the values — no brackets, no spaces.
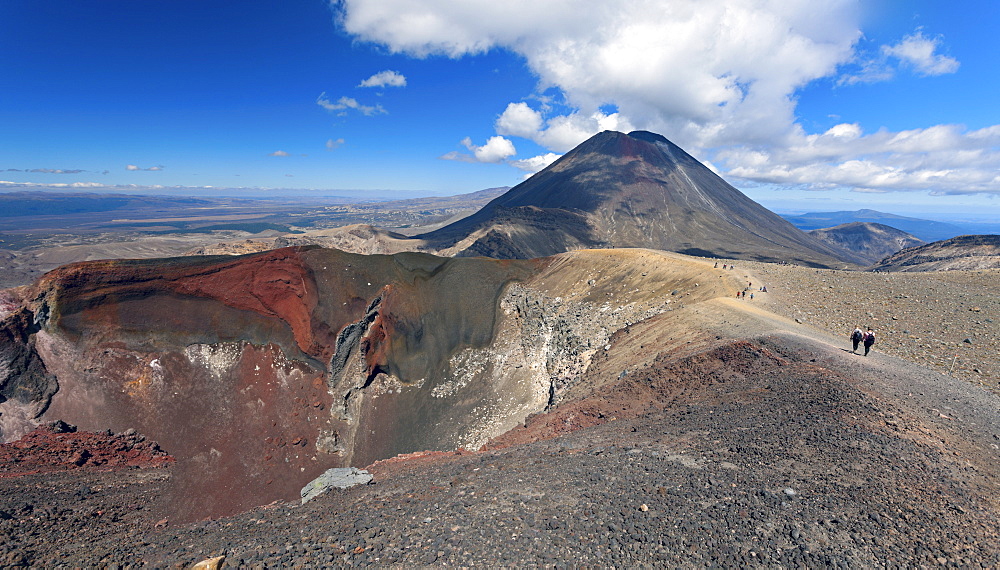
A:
0,190,503,288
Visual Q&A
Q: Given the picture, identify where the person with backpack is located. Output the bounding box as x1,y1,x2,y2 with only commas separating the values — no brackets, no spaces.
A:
850,327,864,353
862,328,876,356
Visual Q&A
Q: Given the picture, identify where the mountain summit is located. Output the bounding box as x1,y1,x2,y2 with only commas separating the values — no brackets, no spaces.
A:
422,130,857,267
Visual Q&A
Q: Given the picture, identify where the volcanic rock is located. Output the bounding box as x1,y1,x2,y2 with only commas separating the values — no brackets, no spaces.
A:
421,130,860,267
0,423,171,476
872,234,1000,271
300,467,372,503
0,245,721,520
0,302,57,440
807,222,924,265
0,248,998,566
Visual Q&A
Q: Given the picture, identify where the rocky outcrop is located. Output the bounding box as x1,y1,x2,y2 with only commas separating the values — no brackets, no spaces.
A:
0,422,172,475
872,234,1000,272
0,303,57,442
184,239,275,256
273,224,418,256
807,222,924,265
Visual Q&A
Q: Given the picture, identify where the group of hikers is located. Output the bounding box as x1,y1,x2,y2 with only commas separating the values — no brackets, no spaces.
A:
850,327,876,356
735,281,765,300
712,260,876,356
713,260,877,356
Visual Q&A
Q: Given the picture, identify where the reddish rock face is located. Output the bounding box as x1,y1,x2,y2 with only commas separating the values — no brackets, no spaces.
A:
39,339,336,520
20,249,343,519
2,246,542,520
167,248,324,359
5,245,731,521
0,422,172,477
32,247,325,360
0,245,744,521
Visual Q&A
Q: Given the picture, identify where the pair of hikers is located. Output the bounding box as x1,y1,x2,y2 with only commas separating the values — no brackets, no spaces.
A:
850,327,876,356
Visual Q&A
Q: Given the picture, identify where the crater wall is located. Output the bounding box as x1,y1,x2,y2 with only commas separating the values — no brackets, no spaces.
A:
0,246,728,519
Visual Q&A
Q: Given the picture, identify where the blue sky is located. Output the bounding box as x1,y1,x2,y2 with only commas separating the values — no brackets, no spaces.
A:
2,0,998,216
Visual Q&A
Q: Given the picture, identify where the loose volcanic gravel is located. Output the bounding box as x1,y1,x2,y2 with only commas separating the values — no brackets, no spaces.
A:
724,263,1000,396
3,335,998,568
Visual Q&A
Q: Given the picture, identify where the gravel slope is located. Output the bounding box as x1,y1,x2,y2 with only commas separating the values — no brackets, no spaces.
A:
3,339,998,567
2,259,999,568
735,262,1000,395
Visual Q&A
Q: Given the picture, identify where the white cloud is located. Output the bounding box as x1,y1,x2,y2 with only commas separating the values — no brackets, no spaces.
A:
824,123,862,140
511,152,561,173
470,136,516,163
840,29,960,85
126,164,164,171
720,124,1000,194
334,1,996,195
0,180,105,189
495,102,543,139
326,138,345,151
883,31,959,76
13,168,87,174
496,102,636,152
441,136,517,163
316,92,386,116
359,70,407,88
269,150,290,157
336,0,860,151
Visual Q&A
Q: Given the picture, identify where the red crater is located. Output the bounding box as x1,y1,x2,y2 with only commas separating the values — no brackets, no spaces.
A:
166,248,324,359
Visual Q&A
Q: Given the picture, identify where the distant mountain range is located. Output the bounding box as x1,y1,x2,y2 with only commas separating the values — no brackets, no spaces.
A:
780,209,998,242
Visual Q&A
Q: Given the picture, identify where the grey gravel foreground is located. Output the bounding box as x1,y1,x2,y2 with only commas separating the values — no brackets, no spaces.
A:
3,333,998,568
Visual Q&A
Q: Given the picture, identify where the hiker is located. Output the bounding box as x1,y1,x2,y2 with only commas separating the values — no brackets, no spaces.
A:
850,327,864,353
862,328,876,356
